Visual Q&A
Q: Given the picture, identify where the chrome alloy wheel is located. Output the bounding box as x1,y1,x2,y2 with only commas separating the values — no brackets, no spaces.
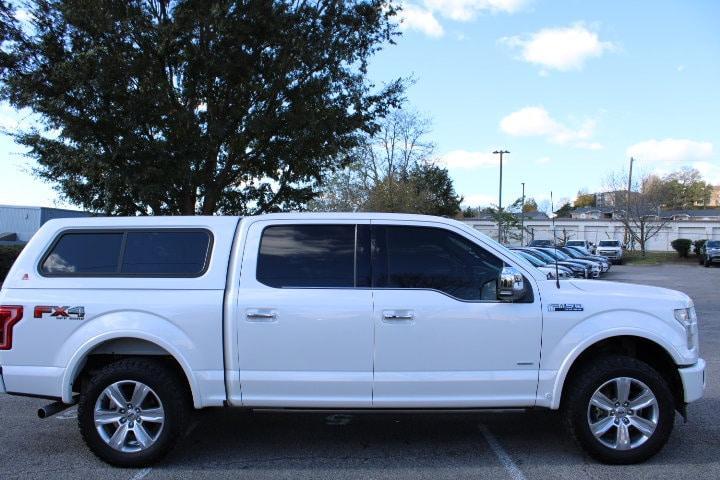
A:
587,377,659,450
94,381,165,453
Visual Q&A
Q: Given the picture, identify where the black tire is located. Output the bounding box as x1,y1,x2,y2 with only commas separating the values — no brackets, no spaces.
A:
562,355,674,464
77,358,191,467
705,259,711,267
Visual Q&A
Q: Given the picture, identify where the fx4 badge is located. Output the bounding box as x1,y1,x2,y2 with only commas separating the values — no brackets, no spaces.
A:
34,306,85,320
548,303,584,312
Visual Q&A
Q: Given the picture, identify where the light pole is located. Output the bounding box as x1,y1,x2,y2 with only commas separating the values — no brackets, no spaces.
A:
520,182,526,245
493,150,509,242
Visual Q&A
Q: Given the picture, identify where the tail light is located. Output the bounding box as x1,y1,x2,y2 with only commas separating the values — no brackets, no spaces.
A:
0,306,23,350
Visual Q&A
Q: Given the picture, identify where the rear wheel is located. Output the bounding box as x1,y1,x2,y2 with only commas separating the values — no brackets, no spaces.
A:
563,355,674,464
78,358,191,467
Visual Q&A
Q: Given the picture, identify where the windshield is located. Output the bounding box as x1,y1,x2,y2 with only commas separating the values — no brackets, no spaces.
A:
541,248,570,260
708,240,720,248
566,241,584,246
523,248,554,263
562,248,582,258
515,250,544,267
599,240,620,247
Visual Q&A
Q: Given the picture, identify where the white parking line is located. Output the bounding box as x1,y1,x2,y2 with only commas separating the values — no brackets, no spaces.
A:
55,408,77,420
479,424,527,480
129,467,152,480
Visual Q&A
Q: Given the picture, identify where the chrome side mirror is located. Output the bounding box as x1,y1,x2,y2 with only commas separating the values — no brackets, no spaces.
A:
497,266,526,302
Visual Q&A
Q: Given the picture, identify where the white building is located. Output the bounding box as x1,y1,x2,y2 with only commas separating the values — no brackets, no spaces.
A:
461,217,720,251
0,205,92,242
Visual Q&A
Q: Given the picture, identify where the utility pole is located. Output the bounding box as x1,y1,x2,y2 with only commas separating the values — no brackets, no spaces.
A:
493,150,509,242
520,182,526,245
625,157,634,248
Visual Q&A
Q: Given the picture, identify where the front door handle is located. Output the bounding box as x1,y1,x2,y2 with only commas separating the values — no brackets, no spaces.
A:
382,310,415,322
246,309,277,322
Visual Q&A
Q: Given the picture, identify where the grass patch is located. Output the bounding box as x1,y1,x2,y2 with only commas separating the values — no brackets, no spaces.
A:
623,250,699,265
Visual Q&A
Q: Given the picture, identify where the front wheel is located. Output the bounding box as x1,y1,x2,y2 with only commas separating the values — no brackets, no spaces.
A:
77,358,191,467
563,356,675,464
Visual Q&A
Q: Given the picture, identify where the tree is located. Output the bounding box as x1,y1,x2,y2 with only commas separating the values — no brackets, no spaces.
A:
522,198,538,212
554,202,573,218
574,190,596,208
310,107,463,216
481,197,533,244
364,162,462,216
0,0,404,215
461,206,478,218
644,167,714,209
604,169,670,257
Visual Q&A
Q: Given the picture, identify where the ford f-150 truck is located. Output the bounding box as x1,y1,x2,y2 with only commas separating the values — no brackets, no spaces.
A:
0,213,705,467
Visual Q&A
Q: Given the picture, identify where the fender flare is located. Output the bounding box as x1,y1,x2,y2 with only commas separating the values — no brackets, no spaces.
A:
548,327,683,409
58,312,202,408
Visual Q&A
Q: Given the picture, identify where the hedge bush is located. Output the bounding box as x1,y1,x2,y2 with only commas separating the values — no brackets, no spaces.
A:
693,239,707,256
671,238,692,258
0,244,25,283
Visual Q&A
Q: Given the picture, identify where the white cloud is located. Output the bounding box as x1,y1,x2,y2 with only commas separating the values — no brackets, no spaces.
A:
499,106,601,149
626,139,713,164
424,0,527,22
535,156,551,165
438,149,498,169
693,161,720,185
500,23,615,71
398,0,527,38
399,4,444,37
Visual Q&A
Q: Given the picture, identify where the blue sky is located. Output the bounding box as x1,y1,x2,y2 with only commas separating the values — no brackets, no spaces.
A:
1,0,718,211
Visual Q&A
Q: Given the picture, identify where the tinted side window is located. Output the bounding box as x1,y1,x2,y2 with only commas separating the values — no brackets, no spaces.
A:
373,226,503,301
41,233,123,274
257,225,356,288
121,231,211,275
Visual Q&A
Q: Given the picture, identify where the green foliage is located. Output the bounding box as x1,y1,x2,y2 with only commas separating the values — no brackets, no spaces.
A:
644,168,714,209
574,191,596,208
364,163,462,216
693,239,707,256
0,244,24,282
554,202,573,218
0,0,404,215
522,198,538,212
462,206,478,218
670,238,692,257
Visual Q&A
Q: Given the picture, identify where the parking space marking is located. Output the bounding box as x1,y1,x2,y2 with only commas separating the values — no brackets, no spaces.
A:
325,413,353,426
55,408,77,420
479,424,527,480
129,467,152,480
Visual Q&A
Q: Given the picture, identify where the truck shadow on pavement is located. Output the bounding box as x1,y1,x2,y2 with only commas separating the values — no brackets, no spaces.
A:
157,404,716,473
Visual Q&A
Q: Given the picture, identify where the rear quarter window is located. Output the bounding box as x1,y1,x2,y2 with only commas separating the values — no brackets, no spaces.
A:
40,229,212,277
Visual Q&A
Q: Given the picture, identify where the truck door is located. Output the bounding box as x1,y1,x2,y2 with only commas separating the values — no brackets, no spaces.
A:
370,222,542,407
236,220,373,407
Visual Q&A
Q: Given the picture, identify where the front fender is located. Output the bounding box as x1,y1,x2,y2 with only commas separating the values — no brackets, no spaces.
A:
539,309,689,409
58,310,202,408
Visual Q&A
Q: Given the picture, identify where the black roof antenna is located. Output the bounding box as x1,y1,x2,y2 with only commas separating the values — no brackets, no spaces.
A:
551,191,560,289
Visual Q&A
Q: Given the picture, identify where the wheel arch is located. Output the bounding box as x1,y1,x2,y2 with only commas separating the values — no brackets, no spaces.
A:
553,335,684,411
60,327,202,408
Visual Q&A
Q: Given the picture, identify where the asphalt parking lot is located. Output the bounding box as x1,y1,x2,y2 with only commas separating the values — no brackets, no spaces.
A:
0,263,717,480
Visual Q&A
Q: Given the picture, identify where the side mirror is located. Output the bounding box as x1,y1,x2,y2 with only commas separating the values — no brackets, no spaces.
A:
497,266,526,302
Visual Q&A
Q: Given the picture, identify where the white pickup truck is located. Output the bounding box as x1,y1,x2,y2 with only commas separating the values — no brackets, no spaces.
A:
0,213,705,467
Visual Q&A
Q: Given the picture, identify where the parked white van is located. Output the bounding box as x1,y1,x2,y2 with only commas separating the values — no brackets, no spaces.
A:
0,213,705,466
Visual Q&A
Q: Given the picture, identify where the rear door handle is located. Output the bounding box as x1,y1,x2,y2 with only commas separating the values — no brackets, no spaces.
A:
246,309,277,322
382,310,415,322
